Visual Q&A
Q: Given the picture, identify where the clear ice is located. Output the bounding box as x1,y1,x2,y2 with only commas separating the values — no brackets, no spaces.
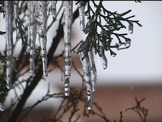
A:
76,1,85,31
35,1,48,76
5,1,14,88
77,42,93,110
63,1,73,96
28,1,37,76
88,49,97,92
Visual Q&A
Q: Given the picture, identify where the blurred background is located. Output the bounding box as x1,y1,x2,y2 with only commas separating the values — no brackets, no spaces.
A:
0,1,162,122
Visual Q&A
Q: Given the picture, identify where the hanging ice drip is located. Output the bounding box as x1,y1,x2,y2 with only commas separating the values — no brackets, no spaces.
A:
28,1,37,76
5,1,14,89
88,48,97,92
76,1,98,110
35,1,48,76
76,1,85,31
77,41,93,110
63,1,73,96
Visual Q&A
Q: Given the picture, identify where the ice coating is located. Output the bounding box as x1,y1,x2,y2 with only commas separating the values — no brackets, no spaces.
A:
63,1,73,96
35,1,48,76
49,1,57,18
5,1,14,88
76,1,85,31
77,41,93,110
28,1,37,76
88,49,97,92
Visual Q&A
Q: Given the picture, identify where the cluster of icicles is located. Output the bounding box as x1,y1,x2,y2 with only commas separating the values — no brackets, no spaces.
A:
1,1,133,111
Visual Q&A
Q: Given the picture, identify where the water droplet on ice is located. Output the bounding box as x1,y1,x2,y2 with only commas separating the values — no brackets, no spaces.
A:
87,106,92,110
87,94,93,110
128,22,133,34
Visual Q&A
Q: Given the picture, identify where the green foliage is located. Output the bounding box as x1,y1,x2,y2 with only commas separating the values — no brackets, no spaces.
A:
76,1,142,58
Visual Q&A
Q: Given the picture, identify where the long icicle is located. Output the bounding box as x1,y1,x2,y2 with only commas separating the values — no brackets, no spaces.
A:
77,41,93,110
63,1,73,96
36,1,48,76
14,1,18,20
29,2,37,76
76,1,85,31
5,1,14,89
88,48,97,92
28,1,37,76
27,2,31,54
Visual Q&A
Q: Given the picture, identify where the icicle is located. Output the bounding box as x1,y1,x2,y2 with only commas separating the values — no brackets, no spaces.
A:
63,1,73,96
35,1,48,76
76,1,85,31
13,1,19,20
28,1,37,76
128,21,133,34
0,102,5,111
49,1,57,18
77,41,93,110
88,48,97,92
5,1,14,89
27,2,31,54
98,45,107,69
